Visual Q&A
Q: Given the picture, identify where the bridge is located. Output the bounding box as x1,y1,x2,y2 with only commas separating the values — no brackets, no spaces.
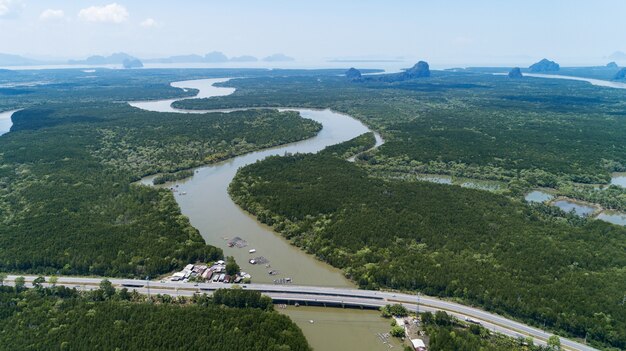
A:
3,275,597,351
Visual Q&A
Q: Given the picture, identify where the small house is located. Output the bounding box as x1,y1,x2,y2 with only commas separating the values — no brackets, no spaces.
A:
410,338,426,351
171,272,186,281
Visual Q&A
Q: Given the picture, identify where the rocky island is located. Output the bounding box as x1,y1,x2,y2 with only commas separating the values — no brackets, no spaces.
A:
529,58,560,72
403,60,431,78
508,67,523,78
345,67,362,80
607,61,619,68
614,67,626,80
123,58,144,69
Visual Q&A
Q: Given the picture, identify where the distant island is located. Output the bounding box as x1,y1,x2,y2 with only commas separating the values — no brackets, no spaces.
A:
68,53,139,66
63,51,296,66
403,61,430,78
262,53,295,62
614,67,626,80
529,58,560,72
348,61,430,83
0,53,42,66
204,51,229,63
345,67,362,80
144,52,266,64
229,55,258,62
123,58,143,69
143,54,206,64
508,67,523,78
607,61,619,68
328,59,404,63
67,52,143,67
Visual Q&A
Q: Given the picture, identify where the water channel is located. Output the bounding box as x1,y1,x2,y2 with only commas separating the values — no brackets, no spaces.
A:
131,78,394,350
131,78,384,287
523,73,626,89
525,189,626,226
552,199,598,217
0,109,18,136
611,173,626,188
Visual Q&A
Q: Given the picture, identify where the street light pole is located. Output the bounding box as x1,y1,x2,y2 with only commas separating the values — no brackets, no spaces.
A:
417,292,420,315
146,276,150,301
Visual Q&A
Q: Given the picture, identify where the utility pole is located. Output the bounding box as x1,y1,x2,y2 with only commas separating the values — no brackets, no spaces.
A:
417,292,420,315
146,276,150,301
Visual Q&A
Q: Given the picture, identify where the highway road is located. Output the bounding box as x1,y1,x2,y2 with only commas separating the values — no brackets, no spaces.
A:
3,275,597,351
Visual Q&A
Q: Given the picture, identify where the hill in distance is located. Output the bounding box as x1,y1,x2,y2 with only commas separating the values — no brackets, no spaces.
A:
528,58,560,72
68,52,138,65
0,53,42,66
262,53,295,62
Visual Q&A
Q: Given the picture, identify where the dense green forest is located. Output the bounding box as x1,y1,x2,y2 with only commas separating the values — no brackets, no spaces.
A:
0,101,320,277
319,132,376,159
229,150,626,349
177,71,626,189
0,284,310,351
176,71,626,219
0,68,370,111
153,170,195,185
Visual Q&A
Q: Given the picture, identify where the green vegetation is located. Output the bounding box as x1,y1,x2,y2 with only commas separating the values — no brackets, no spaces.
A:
229,151,626,349
4,67,626,349
0,102,320,277
10,104,320,177
0,284,309,351
153,170,194,185
420,311,551,351
177,72,626,208
319,132,376,159
225,256,241,277
176,72,626,348
212,286,273,310
0,68,364,112
555,184,626,212
380,303,409,318
390,325,406,338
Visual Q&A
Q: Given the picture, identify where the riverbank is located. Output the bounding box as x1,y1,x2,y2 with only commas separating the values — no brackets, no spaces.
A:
0,109,18,135
132,78,381,287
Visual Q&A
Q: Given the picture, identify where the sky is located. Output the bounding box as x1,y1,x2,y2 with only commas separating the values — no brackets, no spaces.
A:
1,0,626,67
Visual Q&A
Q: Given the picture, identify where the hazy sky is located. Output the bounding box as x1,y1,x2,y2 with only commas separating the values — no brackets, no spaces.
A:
1,0,626,66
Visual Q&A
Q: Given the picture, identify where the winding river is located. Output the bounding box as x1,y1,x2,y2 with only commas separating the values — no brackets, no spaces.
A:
131,78,384,287
0,109,18,136
523,73,626,89
131,78,400,350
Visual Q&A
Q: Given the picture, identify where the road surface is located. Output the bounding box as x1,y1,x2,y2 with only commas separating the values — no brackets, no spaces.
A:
3,275,596,351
